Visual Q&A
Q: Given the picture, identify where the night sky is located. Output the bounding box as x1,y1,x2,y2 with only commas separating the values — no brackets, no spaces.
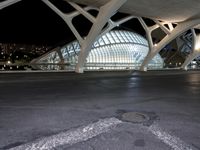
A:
0,0,145,46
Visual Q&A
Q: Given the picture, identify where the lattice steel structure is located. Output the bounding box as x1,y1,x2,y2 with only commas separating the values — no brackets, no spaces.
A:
31,30,163,71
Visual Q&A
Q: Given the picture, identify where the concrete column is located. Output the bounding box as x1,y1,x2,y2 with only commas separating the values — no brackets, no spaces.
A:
42,0,127,73
181,52,200,70
75,0,127,73
139,19,200,71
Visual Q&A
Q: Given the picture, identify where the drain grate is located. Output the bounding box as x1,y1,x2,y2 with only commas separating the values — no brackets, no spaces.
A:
121,112,149,123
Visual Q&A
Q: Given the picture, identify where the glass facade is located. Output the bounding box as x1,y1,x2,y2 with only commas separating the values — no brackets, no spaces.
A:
33,30,164,71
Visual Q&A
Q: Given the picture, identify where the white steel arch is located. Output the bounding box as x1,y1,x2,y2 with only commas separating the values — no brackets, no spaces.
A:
41,0,128,73
139,19,200,71
74,0,127,73
41,0,200,72
0,0,22,10
1,0,200,72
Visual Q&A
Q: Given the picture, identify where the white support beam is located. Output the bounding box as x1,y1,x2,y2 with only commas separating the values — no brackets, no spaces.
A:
0,0,21,10
139,19,200,71
189,29,197,54
68,1,96,23
68,6,98,19
153,20,171,35
75,0,127,73
181,52,200,70
138,17,155,50
100,16,134,38
42,0,88,45
168,23,174,31
116,16,135,25
181,30,200,70
42,0,131,73
42,0,101,46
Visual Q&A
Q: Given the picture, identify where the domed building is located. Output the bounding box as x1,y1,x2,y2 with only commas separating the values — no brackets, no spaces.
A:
32,30,164,71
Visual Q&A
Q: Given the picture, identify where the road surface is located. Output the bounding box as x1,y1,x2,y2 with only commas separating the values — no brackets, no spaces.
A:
0,71,200,150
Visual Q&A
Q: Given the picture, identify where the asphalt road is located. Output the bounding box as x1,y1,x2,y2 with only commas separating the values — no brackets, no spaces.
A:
0,71,200,150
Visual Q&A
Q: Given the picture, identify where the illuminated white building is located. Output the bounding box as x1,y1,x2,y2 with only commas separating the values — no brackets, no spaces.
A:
31,30,163,71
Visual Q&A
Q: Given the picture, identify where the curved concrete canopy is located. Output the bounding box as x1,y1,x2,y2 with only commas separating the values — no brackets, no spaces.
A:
1,0,200,73
1,0,200,22
69,0,200,22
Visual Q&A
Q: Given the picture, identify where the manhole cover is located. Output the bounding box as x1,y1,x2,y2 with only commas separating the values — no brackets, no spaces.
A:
121,112,149,123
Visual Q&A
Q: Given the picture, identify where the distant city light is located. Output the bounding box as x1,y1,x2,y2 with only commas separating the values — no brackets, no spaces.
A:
7,60,11,64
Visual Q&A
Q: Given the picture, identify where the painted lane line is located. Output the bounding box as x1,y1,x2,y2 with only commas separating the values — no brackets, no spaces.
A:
149,124,194,150
9,118,122,150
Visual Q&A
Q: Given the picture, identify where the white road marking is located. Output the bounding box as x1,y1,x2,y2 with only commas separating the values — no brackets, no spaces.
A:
149,124,194,150
9,118,122,150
